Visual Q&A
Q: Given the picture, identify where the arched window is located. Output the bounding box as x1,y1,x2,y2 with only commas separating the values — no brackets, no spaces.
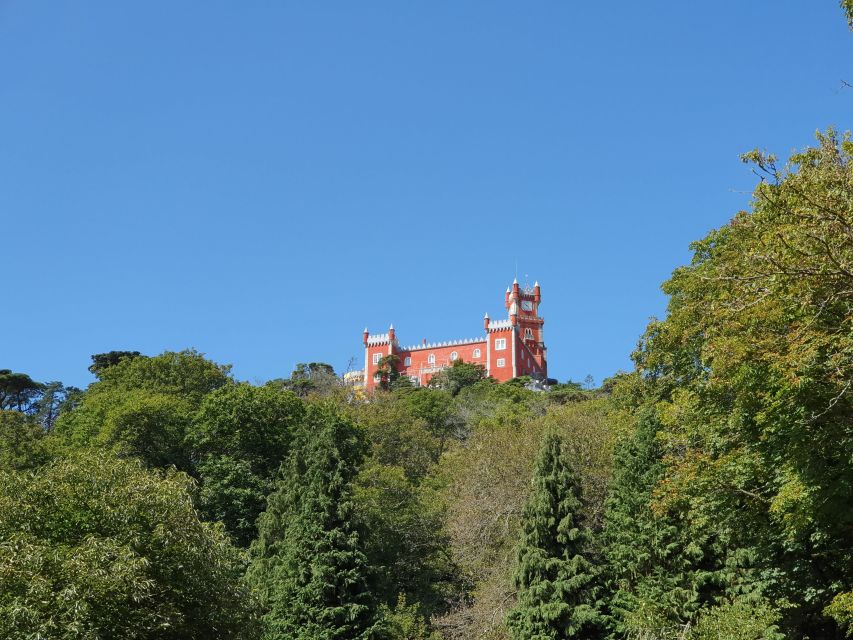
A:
428,354,436,364
524,328,534,340
450,351,458,361
473,348,481,358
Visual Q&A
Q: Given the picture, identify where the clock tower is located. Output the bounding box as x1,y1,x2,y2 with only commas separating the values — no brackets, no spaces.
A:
506,279,547,374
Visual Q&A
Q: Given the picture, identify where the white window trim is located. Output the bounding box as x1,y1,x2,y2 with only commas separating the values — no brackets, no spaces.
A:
495,338,506,351
372,353,381,365
496,358,506,367
404,356,411,366
428,354,436,364
473,348,481,358
450,351,458,361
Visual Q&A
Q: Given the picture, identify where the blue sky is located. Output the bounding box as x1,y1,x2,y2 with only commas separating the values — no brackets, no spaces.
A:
2,2,851,388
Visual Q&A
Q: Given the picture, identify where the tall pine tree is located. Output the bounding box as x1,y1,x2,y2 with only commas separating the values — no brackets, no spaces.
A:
506,433,603,640
248,403,377,640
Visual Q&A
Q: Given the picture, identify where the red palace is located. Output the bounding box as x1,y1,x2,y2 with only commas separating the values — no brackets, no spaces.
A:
359,279,547,391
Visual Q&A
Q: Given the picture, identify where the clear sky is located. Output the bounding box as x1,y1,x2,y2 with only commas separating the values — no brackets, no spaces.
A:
2,2,851,389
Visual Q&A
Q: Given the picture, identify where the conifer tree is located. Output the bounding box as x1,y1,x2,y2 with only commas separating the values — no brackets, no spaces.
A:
248,403,377,640
506,433,603,640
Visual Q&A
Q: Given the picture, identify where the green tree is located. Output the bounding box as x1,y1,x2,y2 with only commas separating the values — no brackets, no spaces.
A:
427,359,488,396
619,131,853,637
188,383,306,546
88,350,144,377
505,433,603,640
0,451,258,640
354,462,453,615
0,369,44,412
0,410,48,470
33,381,81,432
248,403,377,639
273,362,339,397
55,350,231,471
375,354,402,391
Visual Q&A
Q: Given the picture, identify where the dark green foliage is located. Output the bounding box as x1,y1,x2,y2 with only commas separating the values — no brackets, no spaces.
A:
427,359,488,396
248,403,377,639
88,350,144,377
354,462,454,615
506,433,604,640
0,369,44,412
188,383,305,545
600,408,723,636
274,362,339,397
375,354,402,391
0,451,259,640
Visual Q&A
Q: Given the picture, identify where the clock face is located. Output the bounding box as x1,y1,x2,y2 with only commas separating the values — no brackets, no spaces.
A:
521,300,533,312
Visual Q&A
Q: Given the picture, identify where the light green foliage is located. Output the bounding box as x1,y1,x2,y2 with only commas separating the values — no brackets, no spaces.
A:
377,595,440,640
826,592,853,637
248,403,377,639
188,383,305,545
687,600,781,640
505,433,604,640
0,451,258,640
349,391,442,482
0,410,48,470
54,349,231,470
397,388,461,457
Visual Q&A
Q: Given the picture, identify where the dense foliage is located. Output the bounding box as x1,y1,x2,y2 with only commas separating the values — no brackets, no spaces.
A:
0,452,258,639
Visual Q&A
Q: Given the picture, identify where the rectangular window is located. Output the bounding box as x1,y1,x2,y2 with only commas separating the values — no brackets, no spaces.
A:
497,358,506,367
495,338,506,350
372,353,381,365
404,356,411,366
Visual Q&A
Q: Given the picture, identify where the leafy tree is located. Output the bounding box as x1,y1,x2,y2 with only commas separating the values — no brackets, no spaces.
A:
375,354,402,391
188,383,306,546
55,350,231,471
843,0,853,29
398,388,461,455
505,433,604,640
349,391,442,482
88,350,144,377
248,403,377,639
274,362,339,397
0,369,44,412
32,381,81,431
687,600,782,640
427,359,488,396
0,451,259,640
354,462,454,615
0,410,48,470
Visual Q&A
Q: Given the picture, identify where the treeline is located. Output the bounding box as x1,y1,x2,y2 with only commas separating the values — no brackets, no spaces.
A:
2,135,853,638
